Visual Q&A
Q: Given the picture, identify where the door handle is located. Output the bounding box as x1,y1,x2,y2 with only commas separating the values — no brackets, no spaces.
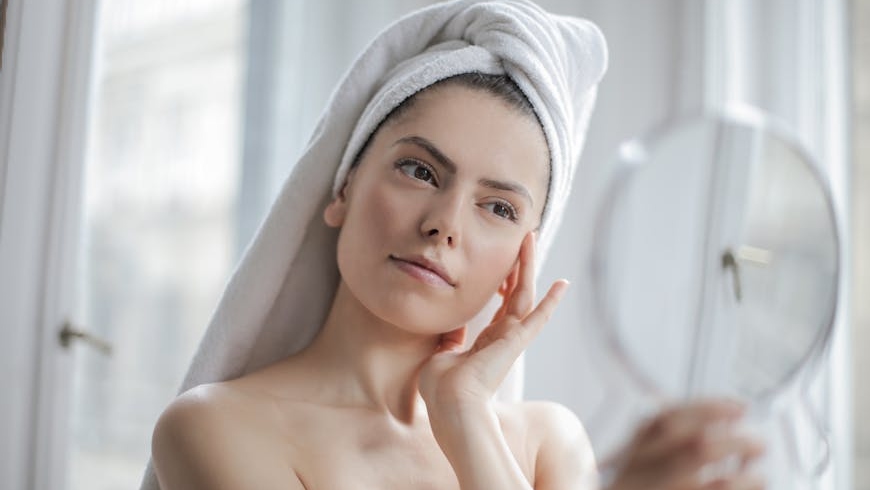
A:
59,320,113,356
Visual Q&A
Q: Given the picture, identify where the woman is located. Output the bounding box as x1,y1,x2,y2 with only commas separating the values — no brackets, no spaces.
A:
145,2,764,489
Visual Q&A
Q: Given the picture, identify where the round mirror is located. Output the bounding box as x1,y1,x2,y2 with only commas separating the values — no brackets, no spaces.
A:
590,106,840,405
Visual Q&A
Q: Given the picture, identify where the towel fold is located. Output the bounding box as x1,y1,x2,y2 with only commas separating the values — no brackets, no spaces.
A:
141,1,606,488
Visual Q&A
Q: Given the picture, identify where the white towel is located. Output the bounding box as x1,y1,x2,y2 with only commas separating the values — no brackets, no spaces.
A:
140,1,606,488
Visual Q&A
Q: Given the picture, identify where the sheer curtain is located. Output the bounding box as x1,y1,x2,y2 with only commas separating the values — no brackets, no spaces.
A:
526,1,851,489
703,4,851,490
236,0,434,254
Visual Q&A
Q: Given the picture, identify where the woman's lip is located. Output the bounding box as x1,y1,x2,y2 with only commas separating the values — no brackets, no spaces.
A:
390,256,455,288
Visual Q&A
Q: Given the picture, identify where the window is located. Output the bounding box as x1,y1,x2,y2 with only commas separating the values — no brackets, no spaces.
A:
68,1,247,487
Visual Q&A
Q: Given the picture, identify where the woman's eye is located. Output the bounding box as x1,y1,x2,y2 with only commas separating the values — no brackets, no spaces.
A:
484,201,519,222
413,166,433,181
398,160,436,185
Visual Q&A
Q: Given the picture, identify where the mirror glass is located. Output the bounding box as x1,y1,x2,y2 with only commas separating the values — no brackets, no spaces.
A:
590,108,840,404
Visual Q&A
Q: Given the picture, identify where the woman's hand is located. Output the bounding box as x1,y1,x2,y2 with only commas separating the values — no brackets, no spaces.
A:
416,232,569,490
604,399,766,490
418,231,569,414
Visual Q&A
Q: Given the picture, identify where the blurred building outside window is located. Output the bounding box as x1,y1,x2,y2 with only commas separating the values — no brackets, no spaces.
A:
69,0,247,488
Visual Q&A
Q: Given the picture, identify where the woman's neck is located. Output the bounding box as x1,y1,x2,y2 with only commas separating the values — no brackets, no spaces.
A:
299,280,442,424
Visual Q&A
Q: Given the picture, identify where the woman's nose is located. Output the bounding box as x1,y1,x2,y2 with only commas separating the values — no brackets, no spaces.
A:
420,192,464,247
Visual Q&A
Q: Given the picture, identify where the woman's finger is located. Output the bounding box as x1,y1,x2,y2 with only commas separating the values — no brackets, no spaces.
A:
618,432,764,490
701,472,766,490
505,232,536,318
632,400,746,460
481,279,569,359
610,401,766,490
516,279,570,339
467,280,569,388
660,430,765,481
477,277,568,351
435,326,467,353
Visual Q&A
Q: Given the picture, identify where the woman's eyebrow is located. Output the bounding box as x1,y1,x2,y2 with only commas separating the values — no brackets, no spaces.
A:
393,135,534,206
479,178,533,206
394,135,457,173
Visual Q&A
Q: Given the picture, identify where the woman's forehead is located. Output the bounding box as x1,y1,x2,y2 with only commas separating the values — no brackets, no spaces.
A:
377,85,550,194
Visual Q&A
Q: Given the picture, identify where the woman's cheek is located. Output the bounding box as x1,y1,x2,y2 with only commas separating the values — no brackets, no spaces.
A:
475,238,522,289
355,187,409,245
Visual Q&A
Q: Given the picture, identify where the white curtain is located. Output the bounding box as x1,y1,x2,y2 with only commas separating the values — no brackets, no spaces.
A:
702,3,851,490
236,0,434,253
527,2,851,489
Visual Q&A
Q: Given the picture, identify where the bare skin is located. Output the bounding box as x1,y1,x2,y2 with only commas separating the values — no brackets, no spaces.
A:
152,84,765,490
152,237,591,490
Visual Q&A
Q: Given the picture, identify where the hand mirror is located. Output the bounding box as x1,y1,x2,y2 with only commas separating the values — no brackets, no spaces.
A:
589,106,840,407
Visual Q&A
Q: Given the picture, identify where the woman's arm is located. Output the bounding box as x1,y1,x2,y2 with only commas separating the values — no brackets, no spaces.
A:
427,400,535,489
530,401,598,489
427,399,598,490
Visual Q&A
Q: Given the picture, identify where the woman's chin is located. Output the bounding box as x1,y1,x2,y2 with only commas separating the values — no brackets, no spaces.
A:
370,303,471,338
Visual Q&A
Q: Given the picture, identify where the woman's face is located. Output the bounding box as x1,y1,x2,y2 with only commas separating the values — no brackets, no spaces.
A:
325,83,549,334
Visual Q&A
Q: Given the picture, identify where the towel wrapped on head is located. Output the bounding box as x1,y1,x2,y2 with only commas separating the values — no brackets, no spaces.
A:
140,1,606,488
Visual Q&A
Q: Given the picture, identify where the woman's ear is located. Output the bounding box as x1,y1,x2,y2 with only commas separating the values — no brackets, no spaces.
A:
323,169,356,228
323,194,347,228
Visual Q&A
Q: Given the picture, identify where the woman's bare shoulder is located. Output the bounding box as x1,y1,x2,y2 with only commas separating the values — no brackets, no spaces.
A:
151,381,304,490
495,400,589,439
495,400,598,486
155,381,273,428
